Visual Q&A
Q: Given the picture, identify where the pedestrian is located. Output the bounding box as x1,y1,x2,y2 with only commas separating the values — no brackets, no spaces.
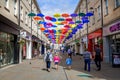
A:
83,48,92,72
94,45,102,71
66,55,72,70
53,53,60,70
44,49,53,72
67,48,72,58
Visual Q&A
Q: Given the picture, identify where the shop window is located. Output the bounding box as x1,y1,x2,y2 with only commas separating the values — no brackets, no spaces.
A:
97,6,101,20
0,32,14,67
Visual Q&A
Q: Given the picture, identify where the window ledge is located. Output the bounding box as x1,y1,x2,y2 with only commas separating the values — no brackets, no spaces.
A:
104,13,109,17
114,6,120,11
97,18,101,22
4,7,10,12
14,15,17,18
21,20,23,23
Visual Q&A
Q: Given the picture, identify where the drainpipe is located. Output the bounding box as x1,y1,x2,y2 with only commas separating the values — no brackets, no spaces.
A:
18,0,22,63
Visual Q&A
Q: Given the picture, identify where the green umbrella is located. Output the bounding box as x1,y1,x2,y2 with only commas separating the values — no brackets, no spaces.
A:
58,18,65,21
78,12,85,17
28,12,36,17
75,20,81,23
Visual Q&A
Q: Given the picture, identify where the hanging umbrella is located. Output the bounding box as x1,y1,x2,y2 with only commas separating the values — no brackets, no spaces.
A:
37,13,44,17
86,12,94,17
54,13,61,18
51,17,57,22
62,13,69,17
40,27,46,31
70,13,78,17
64,25,70,28
58,18,65,21
69,21,75,24
66,18,72,21
61,21,68,25
34,16,42,21
45,16,52,20
28,12,36,17
75,20,81,23
78,12,85,17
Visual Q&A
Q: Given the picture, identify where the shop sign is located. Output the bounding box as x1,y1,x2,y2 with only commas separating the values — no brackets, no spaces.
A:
112,54,120,67
109,22,120,32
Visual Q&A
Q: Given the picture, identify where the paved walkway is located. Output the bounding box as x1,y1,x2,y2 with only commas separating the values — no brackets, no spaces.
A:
0,54,120,80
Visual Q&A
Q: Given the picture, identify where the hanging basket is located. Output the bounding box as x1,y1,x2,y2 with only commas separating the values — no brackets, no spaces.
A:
18,40,25,45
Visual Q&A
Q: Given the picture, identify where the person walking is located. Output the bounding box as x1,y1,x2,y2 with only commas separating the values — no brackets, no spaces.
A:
67,48,72,58
44,49,53,72
53,53,60,70
83,48,92,72
66,55,72,70
94,45,102,71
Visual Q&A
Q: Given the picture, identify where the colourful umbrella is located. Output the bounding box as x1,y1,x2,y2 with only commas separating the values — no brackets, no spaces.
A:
69,21,75,24
40,27,45,31
45,16,52,20
86,12,94,17
37,13,44,17
70,13,78,17
58,18,65,21
54,13,61,18
34,16,42,21
66,18,72,21
62,13,69,17
61,21,68,25
78,12,85,16
28,12,36,16
51,17,57,22
75,20,81,23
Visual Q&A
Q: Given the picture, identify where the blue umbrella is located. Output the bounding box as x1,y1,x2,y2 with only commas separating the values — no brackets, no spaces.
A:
37,13,44,17
86,12,94,17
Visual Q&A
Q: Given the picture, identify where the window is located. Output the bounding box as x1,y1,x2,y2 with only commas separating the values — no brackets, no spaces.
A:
104,0,108,15
14,0,17,15
97,6,101,20
115,0,120,8
25,11,28,24
5,0,9,9
20,6,23,21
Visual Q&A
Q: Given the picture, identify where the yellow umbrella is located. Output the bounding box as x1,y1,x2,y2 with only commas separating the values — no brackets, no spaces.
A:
53,13,61,18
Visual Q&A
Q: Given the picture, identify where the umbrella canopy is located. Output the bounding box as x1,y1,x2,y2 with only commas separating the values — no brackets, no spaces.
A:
28,12,36,17
34,16,42,21
58,18,65,21
70,13,78,17
54,13,61,17
78,12,85,17
45,16,52,20
86,12,94,16
62,13,69,17
37,13,44,17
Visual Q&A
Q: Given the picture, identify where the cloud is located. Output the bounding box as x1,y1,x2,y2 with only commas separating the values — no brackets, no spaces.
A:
37,0,80,16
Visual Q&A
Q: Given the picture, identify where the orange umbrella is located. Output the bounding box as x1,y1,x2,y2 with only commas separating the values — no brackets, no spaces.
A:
61,13,69,17
40,27,45,31
34,16,42,21
61,21,68,25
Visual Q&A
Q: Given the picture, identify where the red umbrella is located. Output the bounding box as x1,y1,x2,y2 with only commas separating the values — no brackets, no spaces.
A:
66,18,72,21
45,16,52,20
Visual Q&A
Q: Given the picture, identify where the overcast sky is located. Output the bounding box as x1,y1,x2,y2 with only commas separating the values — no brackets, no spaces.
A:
37,0,80,16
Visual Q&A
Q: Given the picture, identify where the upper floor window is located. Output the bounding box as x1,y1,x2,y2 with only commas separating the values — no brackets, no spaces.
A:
5,0,9,9
25,11,28,24
20,6,23,21
115,0,120,8
97,6,101,20
14,0,17,15
104,0,108,15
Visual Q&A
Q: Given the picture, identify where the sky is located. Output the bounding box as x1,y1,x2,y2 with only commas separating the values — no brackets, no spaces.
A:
37,0,80,16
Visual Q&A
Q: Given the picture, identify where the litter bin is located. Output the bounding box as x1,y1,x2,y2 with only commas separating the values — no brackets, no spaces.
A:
112,54,120,67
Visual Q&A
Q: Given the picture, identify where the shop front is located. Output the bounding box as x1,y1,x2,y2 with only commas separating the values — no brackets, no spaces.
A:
0,19,19,67
103,21,120,67
88,29,103,57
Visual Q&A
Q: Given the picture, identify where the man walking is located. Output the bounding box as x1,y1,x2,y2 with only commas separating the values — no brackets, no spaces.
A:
94,45,102,71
